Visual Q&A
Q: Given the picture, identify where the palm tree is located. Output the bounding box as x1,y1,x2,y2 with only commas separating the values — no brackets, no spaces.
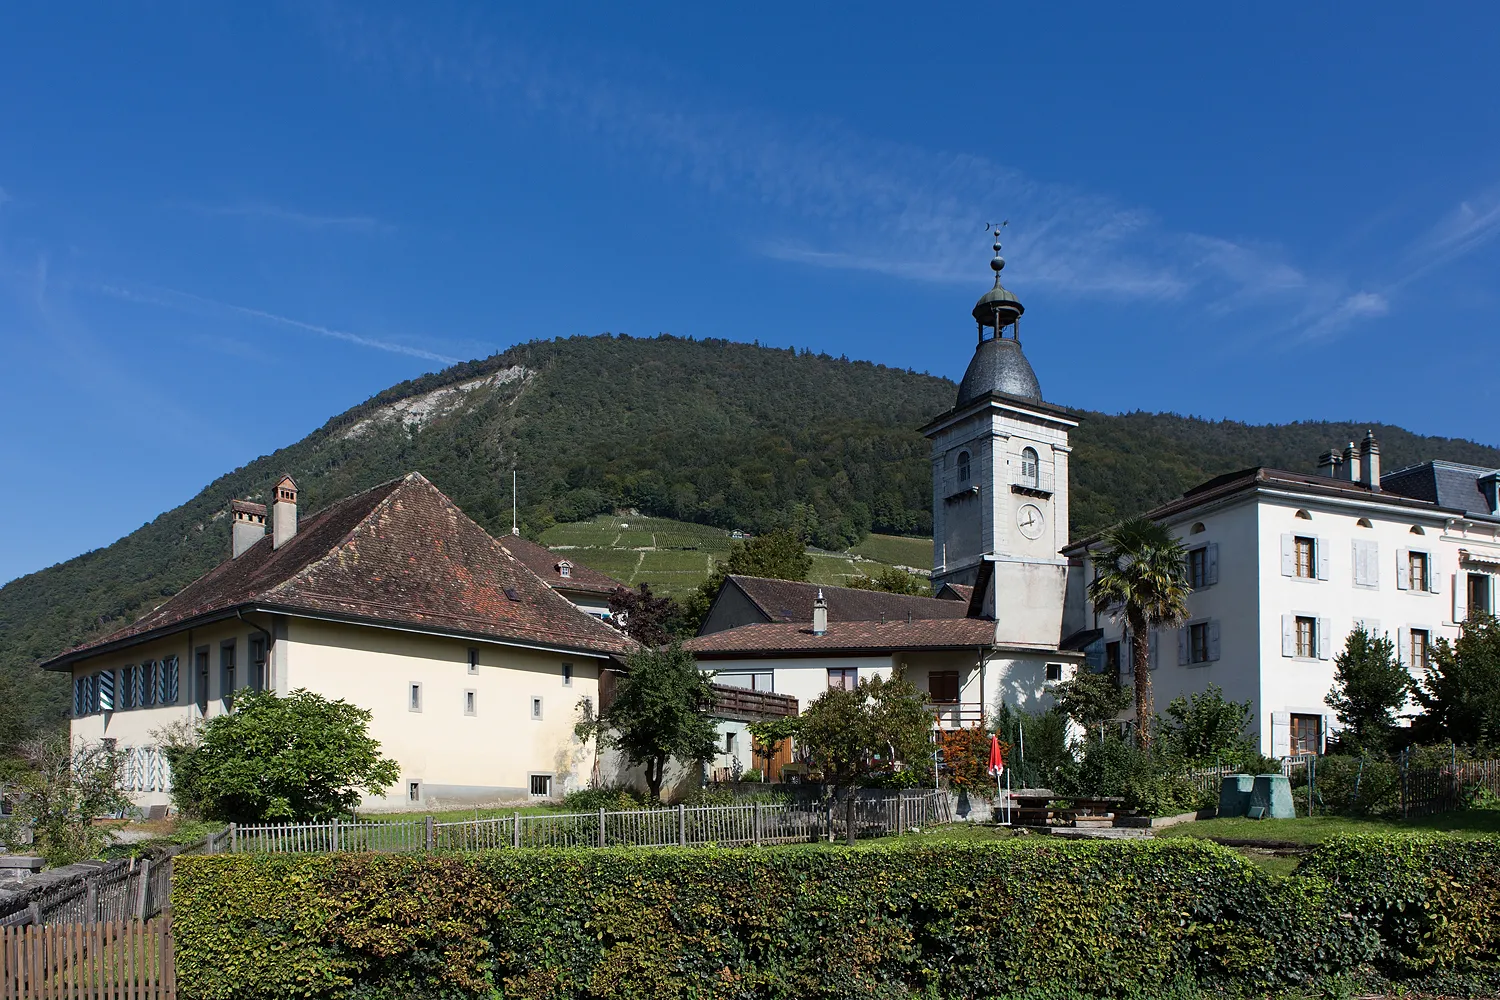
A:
1087,517,1190,751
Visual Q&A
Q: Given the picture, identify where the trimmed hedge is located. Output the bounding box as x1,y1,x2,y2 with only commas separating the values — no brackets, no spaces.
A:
171,835,1500,999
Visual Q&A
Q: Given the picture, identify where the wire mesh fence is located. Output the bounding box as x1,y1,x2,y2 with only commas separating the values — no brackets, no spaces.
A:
230,789,951,856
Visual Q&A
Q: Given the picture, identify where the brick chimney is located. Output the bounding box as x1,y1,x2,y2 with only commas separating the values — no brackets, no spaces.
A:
812,589,828,636
272,475,299,549
1317,449,1342,478
1341,441,1360,483
1359,431,1381,491
230,500,267,558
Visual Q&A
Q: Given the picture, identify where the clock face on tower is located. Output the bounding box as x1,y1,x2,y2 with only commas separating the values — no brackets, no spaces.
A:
1016,503,1045,540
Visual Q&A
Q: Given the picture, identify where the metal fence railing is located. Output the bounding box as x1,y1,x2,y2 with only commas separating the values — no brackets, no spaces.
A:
1185,756,1500,819
229,790,951,855
0,829,229,928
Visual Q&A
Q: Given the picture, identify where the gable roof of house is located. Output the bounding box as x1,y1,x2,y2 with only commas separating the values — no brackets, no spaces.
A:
42,473,637,669
717,576,966,629
498,533,626,597
682,617,1003,657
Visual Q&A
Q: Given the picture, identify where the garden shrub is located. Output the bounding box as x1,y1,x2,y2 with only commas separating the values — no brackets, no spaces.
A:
172,834,1500,1000
560,783,646,812
1305,755,1400,817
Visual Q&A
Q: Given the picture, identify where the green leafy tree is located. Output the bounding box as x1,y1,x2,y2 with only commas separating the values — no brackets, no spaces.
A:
159,689,399,822
1087,516,1190,750
726,528,813,581
0,735,128,866
1325,626,1410,755
992,704,1073,789
1160,685,1257,766
575,643,718,802
1414,614,1500,747
846,566,929,595
1050,668,1131,733
797,671,931,792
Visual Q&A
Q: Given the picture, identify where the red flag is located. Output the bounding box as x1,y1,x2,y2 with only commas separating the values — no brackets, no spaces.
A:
987,735,1004,777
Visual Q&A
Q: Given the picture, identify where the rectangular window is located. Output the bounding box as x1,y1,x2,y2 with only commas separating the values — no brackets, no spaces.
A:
407,780,422,803
248,637,267,692
409,683,423,712
1408,551,1428,592
716,671,774,692
562,662,573,687
140,660,156,707
194,647,210,714
1410,628,1430,670
1189,622,1210,664
531,696,543,720
827,667,858,690
1104,641,1122,676
1295,616,1316,658
1044,662,1064,682
220,640,237,710
1188,548,1207,589
1290,714,1322,756
467,648,479,674
529,774,553,797
927,670,960,703
464,689,477,716
120,665,137,709
724,731,736,754
73,675,87,717
1294,537,1316,579
1466,573,1491,618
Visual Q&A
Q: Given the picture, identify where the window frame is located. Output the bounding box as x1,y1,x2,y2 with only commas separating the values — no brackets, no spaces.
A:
408,682,423,713
194,646,211,715
248,636,267,693
1410,628,1431,670
407,780,422,803
827,667,858,691
1044,662,1064,682
467,648,479,675
1295,616,1316,659
528,773,554,798
561,662,573,687
1020,446,1040,488
1294,536,1316,580
927,670,960,704
956,450,971,485
1408,551,1429,592
1290,714,1323,756
531,696,544,721
464,689,477,717
219,639,237,711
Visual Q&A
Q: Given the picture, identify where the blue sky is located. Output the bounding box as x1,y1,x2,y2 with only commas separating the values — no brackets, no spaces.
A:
2,3,1499,585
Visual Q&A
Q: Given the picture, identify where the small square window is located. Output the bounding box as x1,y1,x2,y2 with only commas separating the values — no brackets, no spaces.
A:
409,683,423,712
562,662,573,687
1044,662,1063,682
467,649,479,674
464,689,477,716
529,774,552,797
531,696,543,720
408,780,422,803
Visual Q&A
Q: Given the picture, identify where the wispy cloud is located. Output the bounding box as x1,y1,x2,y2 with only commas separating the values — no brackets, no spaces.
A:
180,201,393,234
96,283,460,364
311,8,1499,346
1402,184,1500,284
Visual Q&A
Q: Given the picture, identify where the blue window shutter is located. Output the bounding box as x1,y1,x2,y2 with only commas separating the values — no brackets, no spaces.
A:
1208,621,1221,661
1205,543,1219,586
73,676,85,716
1177,628,1188,666
97,670,114,711
1148,629,1159,671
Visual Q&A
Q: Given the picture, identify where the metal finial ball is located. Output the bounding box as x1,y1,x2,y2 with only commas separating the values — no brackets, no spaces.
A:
991,254,1005,273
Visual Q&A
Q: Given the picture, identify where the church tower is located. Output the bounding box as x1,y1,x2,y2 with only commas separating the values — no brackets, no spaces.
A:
921,232,1078,646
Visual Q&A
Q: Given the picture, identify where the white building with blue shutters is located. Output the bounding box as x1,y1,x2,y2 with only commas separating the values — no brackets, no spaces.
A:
1063,434,1500,756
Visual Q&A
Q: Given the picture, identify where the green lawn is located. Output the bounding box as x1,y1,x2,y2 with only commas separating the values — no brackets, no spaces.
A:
848,533,933,569
1157,809,1500,845
536,514,933,595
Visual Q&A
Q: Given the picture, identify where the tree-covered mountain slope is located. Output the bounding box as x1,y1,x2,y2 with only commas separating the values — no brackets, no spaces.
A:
3,332,1497,743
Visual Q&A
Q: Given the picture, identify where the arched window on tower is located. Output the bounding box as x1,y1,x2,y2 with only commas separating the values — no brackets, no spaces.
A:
1020,447,1040,488
957,450,971,485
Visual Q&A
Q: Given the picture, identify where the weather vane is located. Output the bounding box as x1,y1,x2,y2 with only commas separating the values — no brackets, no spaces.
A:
984,220,1009,234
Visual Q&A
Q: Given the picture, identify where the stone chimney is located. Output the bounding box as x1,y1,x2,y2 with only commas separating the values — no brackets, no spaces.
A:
1341,441,1360,483
812,589,828,636
230,500,267,558
1317,449,1342,478
272,475,299,549
1359,431,1380,491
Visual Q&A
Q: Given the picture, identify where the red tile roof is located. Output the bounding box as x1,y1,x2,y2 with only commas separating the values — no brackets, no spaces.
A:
683,617,1003,657
498,534,625,596
43,473,637,668
721,576,966,627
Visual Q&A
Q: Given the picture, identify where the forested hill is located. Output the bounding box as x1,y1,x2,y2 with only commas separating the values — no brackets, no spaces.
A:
3,332,1498,742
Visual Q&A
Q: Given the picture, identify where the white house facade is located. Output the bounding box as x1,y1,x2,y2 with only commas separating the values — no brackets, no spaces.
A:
47,473,639,813
1064,438,1500,756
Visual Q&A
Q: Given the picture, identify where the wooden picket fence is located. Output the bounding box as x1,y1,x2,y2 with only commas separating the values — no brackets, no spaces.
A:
0,916,173,999
1401,759,1500,818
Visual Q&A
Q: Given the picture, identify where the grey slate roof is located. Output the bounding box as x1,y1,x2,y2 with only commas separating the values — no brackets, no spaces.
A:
955,336,1042,405
1382,461,1499,517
